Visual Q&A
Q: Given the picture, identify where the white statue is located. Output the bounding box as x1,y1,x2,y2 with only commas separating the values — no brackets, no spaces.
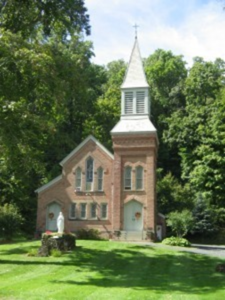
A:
57,212,64,234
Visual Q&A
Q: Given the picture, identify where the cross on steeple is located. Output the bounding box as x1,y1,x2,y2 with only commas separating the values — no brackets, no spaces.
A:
133,23,139,39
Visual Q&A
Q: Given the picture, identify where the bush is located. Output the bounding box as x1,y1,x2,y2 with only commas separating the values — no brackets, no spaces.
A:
50,249,62,257
167,210,193,237
76,228,102,240
27,248,38,256
162,236,191,247
0,203,23,240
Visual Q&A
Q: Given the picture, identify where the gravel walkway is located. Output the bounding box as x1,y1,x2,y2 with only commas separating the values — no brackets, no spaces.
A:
146,242,225,258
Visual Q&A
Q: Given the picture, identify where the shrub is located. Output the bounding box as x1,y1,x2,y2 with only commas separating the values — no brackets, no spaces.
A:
76,228,102,240
162,236,191,247
167,210,193,237
0,203,23,240
50,249,62,257
27,249,38,256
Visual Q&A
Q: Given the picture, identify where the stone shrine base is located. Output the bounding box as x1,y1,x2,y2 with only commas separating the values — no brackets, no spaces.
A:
38,233,76,256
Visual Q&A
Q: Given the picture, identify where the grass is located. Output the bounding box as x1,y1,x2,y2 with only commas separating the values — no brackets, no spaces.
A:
0,240,225,299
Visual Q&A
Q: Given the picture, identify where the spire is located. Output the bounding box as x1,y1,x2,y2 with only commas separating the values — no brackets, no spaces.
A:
121,38,149,89
133,24,139,39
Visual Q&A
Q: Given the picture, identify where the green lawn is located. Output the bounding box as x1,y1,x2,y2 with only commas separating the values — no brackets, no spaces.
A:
0,240,225,300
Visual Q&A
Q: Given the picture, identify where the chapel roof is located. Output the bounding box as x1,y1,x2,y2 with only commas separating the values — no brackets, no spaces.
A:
121,38,149,89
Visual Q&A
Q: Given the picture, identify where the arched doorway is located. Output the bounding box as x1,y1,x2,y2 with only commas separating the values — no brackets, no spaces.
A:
124,200,143,231
46,202,61,231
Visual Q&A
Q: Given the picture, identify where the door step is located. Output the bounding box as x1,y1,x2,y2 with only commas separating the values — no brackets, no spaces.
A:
118,231,146,241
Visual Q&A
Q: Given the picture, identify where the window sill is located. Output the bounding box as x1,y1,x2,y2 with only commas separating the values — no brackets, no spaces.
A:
68,218,109,222
123,189,145,192
74,190,105,195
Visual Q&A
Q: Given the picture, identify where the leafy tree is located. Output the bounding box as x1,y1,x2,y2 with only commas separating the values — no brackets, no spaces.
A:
157,171,194,215
145,49,187,177
167,210,193,237
0,2,102,233
0,203,23,240
0,0,90,38
214,207,225,228
164,58,225,207
83,60,126,149
192,195,218,236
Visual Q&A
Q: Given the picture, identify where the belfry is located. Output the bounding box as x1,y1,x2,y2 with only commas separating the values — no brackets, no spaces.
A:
111,37,159,239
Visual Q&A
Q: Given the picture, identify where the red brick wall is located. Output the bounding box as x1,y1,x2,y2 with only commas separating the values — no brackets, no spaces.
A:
112,134,158,238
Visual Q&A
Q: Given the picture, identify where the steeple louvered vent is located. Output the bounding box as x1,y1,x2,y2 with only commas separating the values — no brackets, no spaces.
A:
125,92,133,114
136,91,145,113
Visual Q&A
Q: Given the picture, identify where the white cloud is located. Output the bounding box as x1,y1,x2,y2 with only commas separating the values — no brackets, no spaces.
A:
85,0,225,66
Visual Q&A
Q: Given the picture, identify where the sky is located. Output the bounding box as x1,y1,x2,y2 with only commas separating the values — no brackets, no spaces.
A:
85,0,225,67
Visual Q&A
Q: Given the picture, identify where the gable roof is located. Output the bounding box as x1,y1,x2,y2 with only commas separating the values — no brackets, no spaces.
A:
121,38,149,89
60,135,114,166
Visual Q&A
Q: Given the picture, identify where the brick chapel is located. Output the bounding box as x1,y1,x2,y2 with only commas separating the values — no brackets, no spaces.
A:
36,38,166,241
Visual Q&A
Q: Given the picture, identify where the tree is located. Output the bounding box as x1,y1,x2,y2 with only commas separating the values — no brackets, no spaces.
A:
0,0,90,38
0,2,101,233
145,49,187,177
157,171,194,215
167,210,193,237
164,58,225,207
0,203,23,240
192,195,217,236
83,60,126,150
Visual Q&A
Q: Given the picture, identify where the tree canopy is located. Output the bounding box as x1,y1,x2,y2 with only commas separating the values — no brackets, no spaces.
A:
0,0,90,38
1,1,225,239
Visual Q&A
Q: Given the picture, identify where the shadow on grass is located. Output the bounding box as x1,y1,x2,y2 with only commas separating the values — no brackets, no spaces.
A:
0,244,39,255
0,243,224,295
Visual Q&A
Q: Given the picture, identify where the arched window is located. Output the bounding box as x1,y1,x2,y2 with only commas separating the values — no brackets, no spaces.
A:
86,157,93,191
124,166,132,190
136,166,143,190
75,167,82,190
97,167,103,191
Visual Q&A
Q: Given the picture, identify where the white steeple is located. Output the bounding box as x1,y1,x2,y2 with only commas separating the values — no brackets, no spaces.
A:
121,38,149,89
111,37,156,136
